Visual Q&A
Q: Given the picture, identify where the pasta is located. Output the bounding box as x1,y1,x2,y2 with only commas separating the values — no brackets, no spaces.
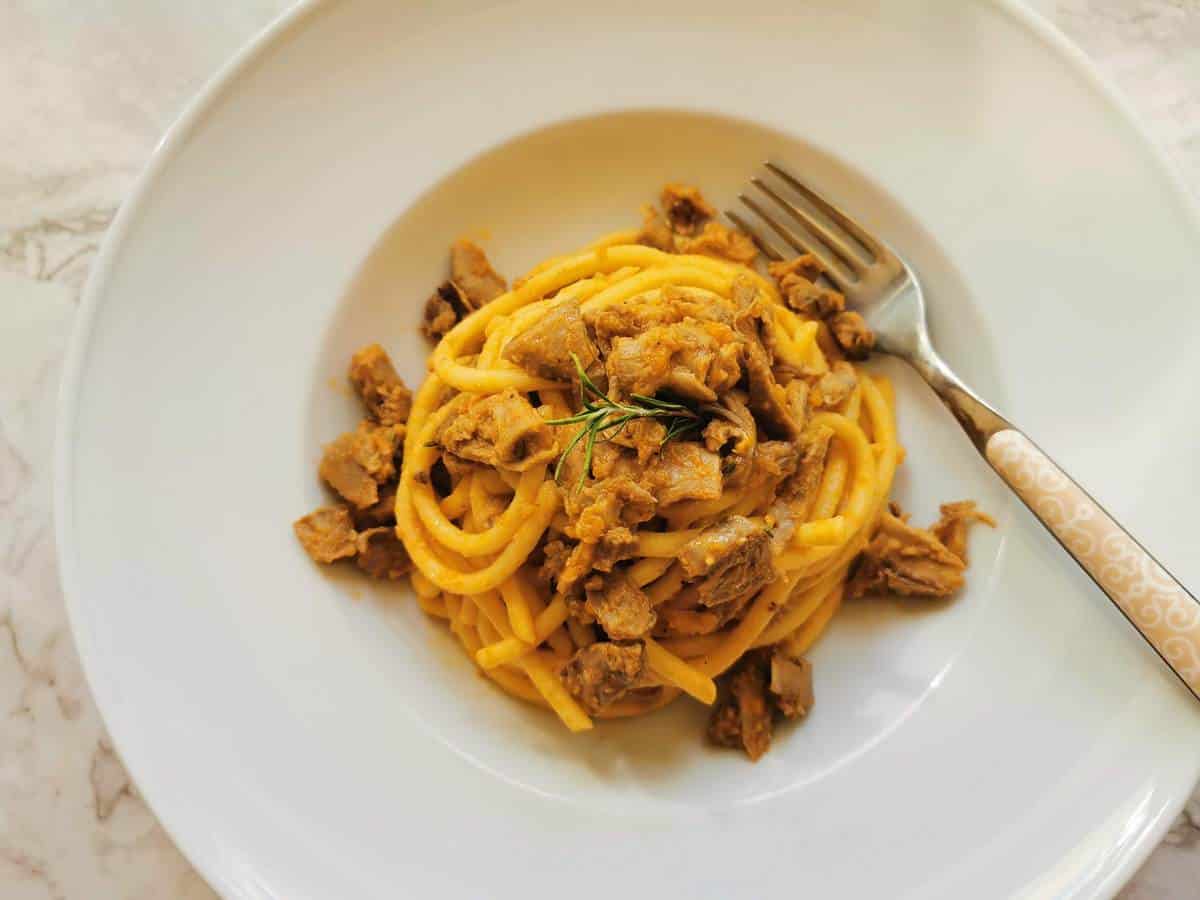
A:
293,184,991,760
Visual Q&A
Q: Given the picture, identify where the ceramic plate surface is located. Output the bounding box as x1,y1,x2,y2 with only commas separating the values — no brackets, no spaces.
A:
57,1,1200,897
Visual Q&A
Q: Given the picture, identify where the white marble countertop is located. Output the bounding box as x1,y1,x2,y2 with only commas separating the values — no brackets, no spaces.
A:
1,1,1197,897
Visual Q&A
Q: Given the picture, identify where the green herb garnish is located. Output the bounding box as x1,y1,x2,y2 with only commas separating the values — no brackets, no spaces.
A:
546,354,700,491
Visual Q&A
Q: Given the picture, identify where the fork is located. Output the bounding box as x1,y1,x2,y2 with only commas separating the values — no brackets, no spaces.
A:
728,161,1200,700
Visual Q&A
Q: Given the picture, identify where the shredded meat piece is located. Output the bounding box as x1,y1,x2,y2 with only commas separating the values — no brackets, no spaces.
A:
589,442,641,480
349,344,412,426
355,527,413,579
421,282,469,341
559,476,658,586
704,393,757,487
502,299,599,381
635,204,675,252
566,475,657,538
319,421,404,509
584,572,657,640
661,183,716,236
293,506,359,564
591,527,639,572
421,241,507,341
677,221,759,266
785,380,810,431
707,651,773,761
931,501,996,563
847,509,969,599
605,321,742,404
810,360,858,409
608,418,667,467
830,311,875,359
781,424,834,511
769,649,814,719
704,417,752,457
353,480,398,528
560,642,646,713
768,255,845,318
732,278,804,441
438,389,556,472
710,646,817,759
753,441,800,482
679,515,775,607
742,337,803,441
539,539,571,587
450,239,507,307
644,441,723,506
743,441,801,508
586,286,736,351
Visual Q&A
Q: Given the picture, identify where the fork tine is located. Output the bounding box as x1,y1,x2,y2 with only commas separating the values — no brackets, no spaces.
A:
764,161,883,258
750,176,866,274
738,193,850,289
724,210,784,261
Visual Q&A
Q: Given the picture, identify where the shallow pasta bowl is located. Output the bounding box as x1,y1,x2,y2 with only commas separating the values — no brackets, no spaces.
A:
55,1,1200,897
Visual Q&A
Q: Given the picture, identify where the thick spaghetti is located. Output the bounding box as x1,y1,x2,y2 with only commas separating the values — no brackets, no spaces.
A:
294,185,989,760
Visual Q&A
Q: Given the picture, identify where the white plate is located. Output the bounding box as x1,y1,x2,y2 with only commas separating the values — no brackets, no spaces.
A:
56,1,1200,897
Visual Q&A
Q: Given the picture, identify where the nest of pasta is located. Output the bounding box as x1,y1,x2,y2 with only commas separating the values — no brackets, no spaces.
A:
294,185,990,760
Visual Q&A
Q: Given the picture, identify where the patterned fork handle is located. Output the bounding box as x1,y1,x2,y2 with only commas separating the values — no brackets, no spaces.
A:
986,430,1200,697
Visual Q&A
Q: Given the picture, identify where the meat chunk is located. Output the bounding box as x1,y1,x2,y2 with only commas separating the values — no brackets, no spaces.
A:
605,321,742,404
589,442,641,480
644,441,723,506
768,255,845,319
810,360,858,409
753,441,800,482
830,311,875,359
560,642,646,714
420,241,507,342
635,204,675,252
769,650,814,719
567,475,657,539
559,476,658,586
847,509,968,599
538,538,572,588
707,651,773,761
930,501,996,563
349,344,412,425
438,389,557,472
676,221,759,266
586,286,736,350
781,423,834,511
608,418,667,467
584,572,657,640
450,239,507,307
319,421,404,509
704,415,753,457
422,281,469,341
679,516,775,607
730,279,804,442
353,479,398,528
661,183,716,236
355,527,413,579
293,505,359,564
502,299,599,381
743,338,803,441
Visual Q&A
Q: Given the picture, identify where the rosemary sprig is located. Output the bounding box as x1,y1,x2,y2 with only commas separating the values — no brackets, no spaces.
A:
546,354,700,491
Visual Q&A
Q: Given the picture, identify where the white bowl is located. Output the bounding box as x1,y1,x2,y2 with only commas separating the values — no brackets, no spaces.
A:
56,1,1200,897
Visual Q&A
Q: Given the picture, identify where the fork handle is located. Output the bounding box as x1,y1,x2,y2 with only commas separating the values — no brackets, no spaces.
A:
985,429,1200,697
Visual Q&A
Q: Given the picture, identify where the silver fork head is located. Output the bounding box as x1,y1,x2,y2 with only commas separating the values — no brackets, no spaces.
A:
728,161,929,360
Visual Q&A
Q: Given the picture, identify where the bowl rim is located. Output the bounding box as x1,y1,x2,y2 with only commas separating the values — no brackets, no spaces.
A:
52,2,1200,897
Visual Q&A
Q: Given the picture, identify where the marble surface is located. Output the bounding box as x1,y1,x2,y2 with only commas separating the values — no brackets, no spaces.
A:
0,1,1197,896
